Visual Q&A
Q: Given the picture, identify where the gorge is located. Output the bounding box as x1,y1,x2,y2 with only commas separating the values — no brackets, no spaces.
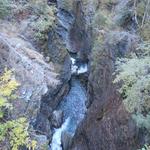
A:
0,0,150,150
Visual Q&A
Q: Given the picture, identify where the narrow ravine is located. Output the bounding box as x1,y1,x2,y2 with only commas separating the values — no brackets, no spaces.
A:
50,77,87,150
50,4,88,150
50,58,87,150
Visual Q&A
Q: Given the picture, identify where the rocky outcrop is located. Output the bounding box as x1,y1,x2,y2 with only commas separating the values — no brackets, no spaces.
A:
0,6,71,141
67,0,144,149
71,31,140,150
51,110,63,128
69,0,93,61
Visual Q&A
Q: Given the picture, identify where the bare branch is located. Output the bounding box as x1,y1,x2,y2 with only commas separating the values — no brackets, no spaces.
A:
141,0,150,28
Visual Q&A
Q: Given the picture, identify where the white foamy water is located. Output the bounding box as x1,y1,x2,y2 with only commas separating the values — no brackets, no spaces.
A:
70,57,88,75
70,57,76,65
50,117,70,150
77,64,88,74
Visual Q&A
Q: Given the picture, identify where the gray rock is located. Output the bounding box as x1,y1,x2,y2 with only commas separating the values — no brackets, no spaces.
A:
61,131,72,150
51,110,63,128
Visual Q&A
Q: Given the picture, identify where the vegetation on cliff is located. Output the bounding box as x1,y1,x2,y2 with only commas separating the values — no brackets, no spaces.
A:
0,0,10,18
0,69,36,150
114,42,150,129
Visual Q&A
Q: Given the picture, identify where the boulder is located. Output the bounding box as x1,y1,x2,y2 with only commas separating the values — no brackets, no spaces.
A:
51,110,63,128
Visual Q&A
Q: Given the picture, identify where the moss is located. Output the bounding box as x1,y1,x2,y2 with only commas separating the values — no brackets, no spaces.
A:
101,0,118,6
136,1,147,20
92,11,108,29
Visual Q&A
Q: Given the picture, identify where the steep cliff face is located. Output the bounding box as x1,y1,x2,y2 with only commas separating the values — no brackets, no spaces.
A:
69,0,93,61
71,32,140,150
70,0,145,149
0,1,71,148
0,0,149,149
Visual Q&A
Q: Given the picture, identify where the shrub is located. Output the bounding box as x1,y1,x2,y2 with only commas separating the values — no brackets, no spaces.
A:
0,69,36,150
90,35,105,70
29,1,56,41
114,42,150,130
139,23,150,41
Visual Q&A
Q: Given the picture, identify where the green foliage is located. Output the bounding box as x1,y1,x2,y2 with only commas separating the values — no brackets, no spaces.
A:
114,42,150,131
136,41,150,56
0,0,11,18
136,0,150,22
114,56,150,113
0,117,37,150
0,69,37,150
101,0,117,4
0,69,19,119
30,1,56,41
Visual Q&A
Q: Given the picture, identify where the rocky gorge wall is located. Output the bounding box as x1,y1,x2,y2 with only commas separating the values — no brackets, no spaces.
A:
0,1,72,148
69,0,146,150
0,0,149,149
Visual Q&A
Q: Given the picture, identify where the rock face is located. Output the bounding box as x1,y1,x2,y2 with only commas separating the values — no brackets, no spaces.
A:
61,131,72,150
0,31,55,133
70,0,143,150
0,1,71,141
0,0,148,149
69,0,92,60
51,110,63,128
71,31,139,150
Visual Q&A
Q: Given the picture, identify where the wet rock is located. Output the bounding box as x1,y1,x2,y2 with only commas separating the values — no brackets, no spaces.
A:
51,110,63,128
61,131,72,150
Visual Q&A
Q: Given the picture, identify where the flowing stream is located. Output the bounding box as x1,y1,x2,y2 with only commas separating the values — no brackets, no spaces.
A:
50,76,87,150
50,5,88,150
